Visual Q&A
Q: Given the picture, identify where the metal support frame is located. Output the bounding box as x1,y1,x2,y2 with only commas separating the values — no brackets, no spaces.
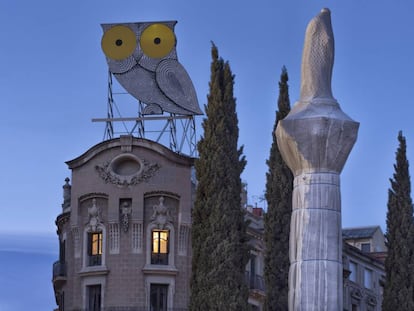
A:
95,71,198,157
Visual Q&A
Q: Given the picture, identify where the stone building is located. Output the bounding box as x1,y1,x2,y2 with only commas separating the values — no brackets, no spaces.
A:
245,206,266,310
53,136,194,311
342,226,387,311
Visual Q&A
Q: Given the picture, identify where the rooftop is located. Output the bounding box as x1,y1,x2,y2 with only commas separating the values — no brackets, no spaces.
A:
342,226,382,240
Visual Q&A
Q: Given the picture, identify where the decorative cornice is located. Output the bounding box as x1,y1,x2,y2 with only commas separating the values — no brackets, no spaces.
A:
79,193,108,203
66,137,194,169
144,190,180,200
95,158,160,187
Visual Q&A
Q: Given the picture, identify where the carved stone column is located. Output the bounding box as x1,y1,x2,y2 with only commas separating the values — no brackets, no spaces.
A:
276,8,359,311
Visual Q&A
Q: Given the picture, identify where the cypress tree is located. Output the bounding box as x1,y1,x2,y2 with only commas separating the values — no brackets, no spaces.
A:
190,44,250,310
263,66,293,311
382,131,414,311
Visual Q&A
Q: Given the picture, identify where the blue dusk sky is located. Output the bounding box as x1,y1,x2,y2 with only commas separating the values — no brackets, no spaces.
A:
1,2,413,242
2,1,414,309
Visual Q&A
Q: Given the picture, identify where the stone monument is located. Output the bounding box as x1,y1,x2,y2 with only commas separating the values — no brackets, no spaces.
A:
276,8,359,311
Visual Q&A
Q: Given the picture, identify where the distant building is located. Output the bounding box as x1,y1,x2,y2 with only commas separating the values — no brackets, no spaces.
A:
245,205,265,310
343,226,386,254
239,218,387,311
342,226,387,311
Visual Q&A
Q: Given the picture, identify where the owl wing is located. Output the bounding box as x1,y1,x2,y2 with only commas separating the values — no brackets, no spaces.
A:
114,65,192,115
156,59,202,115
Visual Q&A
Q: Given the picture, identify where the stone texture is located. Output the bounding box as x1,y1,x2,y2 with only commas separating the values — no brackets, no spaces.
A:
276,8,359,311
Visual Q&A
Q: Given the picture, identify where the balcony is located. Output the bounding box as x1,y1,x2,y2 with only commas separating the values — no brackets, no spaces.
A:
88,254,102,266
53,260,67,287
151,253,168,265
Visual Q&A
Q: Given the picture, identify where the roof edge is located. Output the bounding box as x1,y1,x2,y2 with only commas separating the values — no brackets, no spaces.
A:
66,137,195,169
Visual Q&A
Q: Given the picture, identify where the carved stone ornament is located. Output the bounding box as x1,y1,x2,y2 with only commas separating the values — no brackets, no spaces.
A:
95,154,160,187
366,295,377,306
151,196,171,229
88,198,103,231
120,201,132,233
351,288,363,300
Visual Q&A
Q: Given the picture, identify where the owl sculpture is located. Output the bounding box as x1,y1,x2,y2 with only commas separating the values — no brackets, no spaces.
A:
101,21,202,115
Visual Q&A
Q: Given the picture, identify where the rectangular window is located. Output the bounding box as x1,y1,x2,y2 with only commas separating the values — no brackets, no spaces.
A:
361,243,371,253
364,268,373,289
59,240,66,263
151,230,169,265
349,261,357,282
150,284,168,311
88,285,101,311
88,232,103,266
249,255,256,288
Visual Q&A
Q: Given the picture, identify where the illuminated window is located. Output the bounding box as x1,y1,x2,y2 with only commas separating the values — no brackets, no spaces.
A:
88,232,103,266
151,230,169,265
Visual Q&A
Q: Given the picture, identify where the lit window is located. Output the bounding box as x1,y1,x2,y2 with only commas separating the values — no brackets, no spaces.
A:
88,232,103,266
151,230,169,265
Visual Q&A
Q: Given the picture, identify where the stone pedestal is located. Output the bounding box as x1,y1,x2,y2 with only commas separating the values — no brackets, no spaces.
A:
277,105,358,311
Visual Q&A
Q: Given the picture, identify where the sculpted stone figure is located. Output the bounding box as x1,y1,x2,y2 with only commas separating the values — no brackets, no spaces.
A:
300,8,334,103
276,8,359,311
88,198,102,231
151,196,171,228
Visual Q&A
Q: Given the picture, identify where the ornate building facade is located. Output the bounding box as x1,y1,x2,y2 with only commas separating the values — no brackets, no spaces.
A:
53,136,194,310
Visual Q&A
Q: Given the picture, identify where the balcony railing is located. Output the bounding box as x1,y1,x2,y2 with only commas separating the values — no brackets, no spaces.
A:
88,255,102,266
53,260,67,288
151,253,168,265
53,261,67,279
245,271,265,292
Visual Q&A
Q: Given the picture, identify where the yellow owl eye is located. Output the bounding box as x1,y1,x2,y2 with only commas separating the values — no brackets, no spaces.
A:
101,25,137,60
140,24,175,59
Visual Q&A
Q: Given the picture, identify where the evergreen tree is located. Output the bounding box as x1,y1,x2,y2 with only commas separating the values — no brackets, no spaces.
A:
190,44,250,311
263,67,293,311
382,131,414,311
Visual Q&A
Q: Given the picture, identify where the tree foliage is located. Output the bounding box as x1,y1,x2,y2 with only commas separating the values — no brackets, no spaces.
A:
263,66,293,311
190,43,250,311
382,131,414,311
